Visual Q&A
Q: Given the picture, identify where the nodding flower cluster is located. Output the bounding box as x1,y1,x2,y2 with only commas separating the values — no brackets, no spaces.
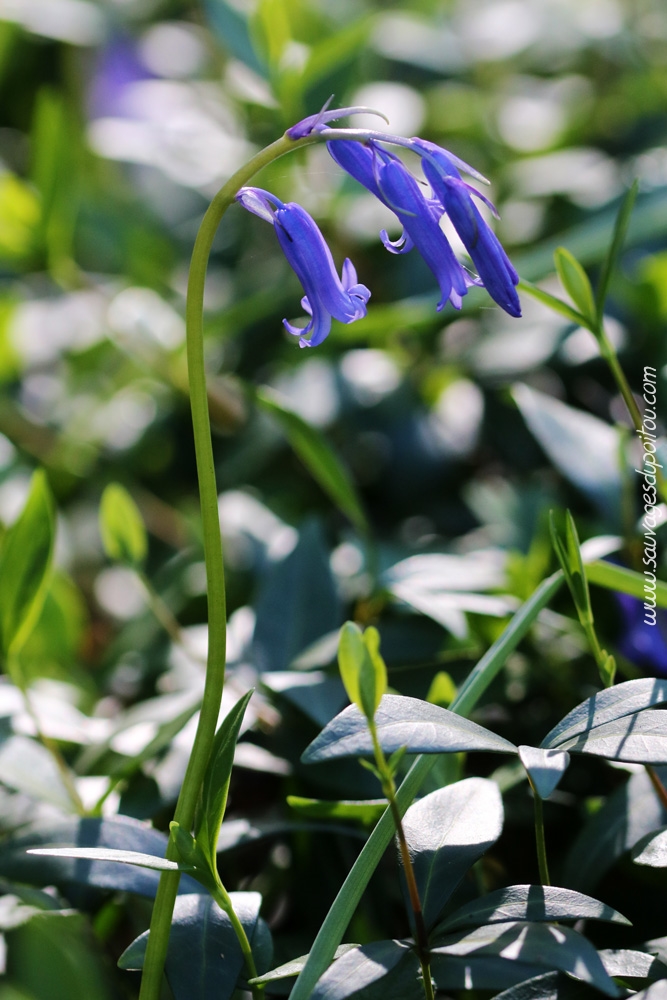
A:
236,106,521,348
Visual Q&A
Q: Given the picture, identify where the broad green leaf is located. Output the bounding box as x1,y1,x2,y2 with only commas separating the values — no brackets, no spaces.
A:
631,825,667,867
512,384,622,522
554,709,667,764
301,694,518,763
518,746,571,800
0,816,203,897
585,560,667,609
554,248,596,328
196,690,253,863
541,679,667,749
26,847,187,872
302,18,372,88
562,766,667,891
491,970,604,1000
286,797,386,825
436,885,630,934
253,520,342,673
289,572,564,1000
256,389,368,534
517,280,589,327
99,483,147,566
6,910,115,1000
431,955,546,993
250,944,360,985
402,779,503,930
599,948,667,982
595,181,639,320
432,921,619,996
309,940,421,1000
119,892,267,1000
0,470,55,657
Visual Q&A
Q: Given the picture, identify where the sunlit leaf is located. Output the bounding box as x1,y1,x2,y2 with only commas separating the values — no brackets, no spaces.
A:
436,885,630,934
309,940,421,1000
402,779,503,929
301,694,518,763
0,816,203,897
432,921,619,996
542,679,667,749
518,746,570,800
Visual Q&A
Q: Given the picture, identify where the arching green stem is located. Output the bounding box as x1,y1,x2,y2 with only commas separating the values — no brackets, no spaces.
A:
137,131,321,1000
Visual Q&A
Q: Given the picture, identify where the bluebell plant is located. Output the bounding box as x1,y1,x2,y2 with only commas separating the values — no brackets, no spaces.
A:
236,104,521,347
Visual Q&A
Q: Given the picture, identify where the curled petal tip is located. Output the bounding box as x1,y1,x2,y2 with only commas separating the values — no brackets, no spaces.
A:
287,105,389,139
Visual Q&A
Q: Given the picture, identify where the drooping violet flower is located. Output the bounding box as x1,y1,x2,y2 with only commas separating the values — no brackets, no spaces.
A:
327,140,473,310
236,187,370,348
414,139,521,318
326,133,521,318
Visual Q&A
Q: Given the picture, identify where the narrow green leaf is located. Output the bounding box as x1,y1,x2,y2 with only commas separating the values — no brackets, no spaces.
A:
436,885,630,934
600,651,616,688
169,823,218,893
289,572,564,1000
0,470,55,657
301,694,518,763
402,779,503,929
565,511,592,619
517,279,589,327
585,560,667,609
256,388,368,533
250,945,360,985
360,626,387,719
595,181,639,320
99,483,147,566
554,247,596,328
286,797,386,825
337,622,366,714
26,847,187,872
196,690,253,863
